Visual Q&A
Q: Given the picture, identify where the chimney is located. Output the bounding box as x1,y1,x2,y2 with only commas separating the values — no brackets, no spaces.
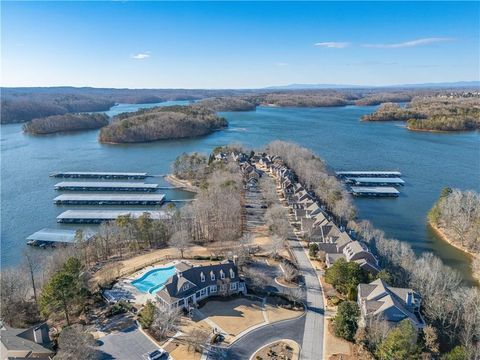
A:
405,292,413,307
33,326,44,344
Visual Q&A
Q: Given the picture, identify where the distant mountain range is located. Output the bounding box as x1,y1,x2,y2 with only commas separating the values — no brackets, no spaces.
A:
264,81,480,90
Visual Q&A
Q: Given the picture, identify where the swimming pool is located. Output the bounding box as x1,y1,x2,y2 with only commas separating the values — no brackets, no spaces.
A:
131,265,177,294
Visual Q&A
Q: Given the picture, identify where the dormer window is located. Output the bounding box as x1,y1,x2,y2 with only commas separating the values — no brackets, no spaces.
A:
210,271,215,281
200,272,205,282
220,270,225,279
230,269,235,278
183,284,189,291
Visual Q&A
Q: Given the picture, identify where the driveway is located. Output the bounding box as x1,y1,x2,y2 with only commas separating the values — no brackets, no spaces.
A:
98,324,160,360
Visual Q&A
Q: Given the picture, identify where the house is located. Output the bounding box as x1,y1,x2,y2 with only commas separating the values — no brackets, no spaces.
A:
357,279,425,330
245,177,259,190
343,241,379,274
156,260,246,310
0,323,54,359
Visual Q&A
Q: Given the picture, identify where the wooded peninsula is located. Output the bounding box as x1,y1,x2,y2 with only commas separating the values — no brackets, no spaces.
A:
98,105,227,143
428,188,480,282
362,96,480,131
23,113,109,135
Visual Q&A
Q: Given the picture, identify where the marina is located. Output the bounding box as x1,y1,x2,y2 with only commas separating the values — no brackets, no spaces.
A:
350,186,400,197
26,228,95,247
54,181,159,192
345,177,405,186
336,171,402,178
53,193,166,205
50,171,149,179
57,210,171,224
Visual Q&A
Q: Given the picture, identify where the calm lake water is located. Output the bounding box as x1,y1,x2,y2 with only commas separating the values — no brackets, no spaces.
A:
1,103,479,284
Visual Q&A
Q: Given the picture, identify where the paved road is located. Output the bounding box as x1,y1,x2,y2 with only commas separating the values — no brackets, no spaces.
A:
287,235,325,360
224,315,306,360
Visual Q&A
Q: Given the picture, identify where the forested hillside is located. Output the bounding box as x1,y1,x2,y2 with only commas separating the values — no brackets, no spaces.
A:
99,105,227,143
23,113,109,134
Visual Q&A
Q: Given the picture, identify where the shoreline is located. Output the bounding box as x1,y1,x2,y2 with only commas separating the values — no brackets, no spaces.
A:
429,221,480,283
164,174,199,193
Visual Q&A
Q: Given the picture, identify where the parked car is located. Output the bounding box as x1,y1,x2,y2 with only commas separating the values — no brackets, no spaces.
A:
147,349,168,360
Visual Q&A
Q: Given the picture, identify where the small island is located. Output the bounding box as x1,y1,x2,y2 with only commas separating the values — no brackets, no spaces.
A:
428,188,480,282
98,105,227,143
361,96,480,132
22,113,109,135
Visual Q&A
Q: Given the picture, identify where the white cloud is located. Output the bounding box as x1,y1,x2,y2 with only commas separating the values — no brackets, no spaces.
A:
131,52,150,60
362,37,454,49
314,42,350,48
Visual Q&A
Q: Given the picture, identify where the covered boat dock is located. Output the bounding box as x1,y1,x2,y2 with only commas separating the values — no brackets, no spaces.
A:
345,177,405,186
350,186,400,197
53,193,166,205
57,210,170,224
54,181,159,192
50,171,148,179
26,228,95,247
336,171,402,178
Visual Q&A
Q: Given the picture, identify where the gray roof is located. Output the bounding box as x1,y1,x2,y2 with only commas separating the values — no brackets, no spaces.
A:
1,323,53,355
54,181,158,189
53,194,166,202
358,279,424,327
336,171,402,177
26,228,95,243
157,261,240,304
57,210,169,221
51,171,147,177
350,187,400,195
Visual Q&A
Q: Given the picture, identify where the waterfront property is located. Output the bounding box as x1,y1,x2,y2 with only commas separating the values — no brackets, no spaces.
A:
50,171,148,179
26,228,95,247
54,181,159,192
53,193,165,205
350,186,400,197
57,210,170,224
155,260,247,310
357,279,425,330
336,171,402,178
0,322,54,359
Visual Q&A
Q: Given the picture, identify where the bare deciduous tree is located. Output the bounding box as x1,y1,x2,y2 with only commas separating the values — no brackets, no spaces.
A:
169,230,192,259
151,307,182,341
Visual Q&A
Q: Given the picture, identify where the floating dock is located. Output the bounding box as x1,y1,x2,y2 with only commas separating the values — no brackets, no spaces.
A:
345,177,405,186
26,228,95,247
54,181,158,192
53,194,166,205
50,171,148,179
336,171,402,178
350,186,400,197
57,210,170,224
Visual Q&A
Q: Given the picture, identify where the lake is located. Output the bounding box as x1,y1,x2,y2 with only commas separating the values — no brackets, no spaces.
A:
1,102,479,284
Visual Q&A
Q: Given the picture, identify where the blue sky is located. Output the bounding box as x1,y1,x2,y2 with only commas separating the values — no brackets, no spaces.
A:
1,1,479,88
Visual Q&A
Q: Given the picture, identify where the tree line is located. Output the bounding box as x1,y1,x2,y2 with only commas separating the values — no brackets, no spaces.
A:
22,113,109,134
98,105,228,143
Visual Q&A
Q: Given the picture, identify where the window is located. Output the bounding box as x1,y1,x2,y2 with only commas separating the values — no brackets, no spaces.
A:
200,288,207,297
220,284,227,292
200,272,205,282
183,284,189,291
210,285,217,293
230,282,237,291
210,272,215,281
230,269,235,278
220,270,225,279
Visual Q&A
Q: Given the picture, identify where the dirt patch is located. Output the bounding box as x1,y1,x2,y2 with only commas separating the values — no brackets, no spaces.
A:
197,297,265,337
253,339,300,360
165,174,199,193
325,318,353,360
